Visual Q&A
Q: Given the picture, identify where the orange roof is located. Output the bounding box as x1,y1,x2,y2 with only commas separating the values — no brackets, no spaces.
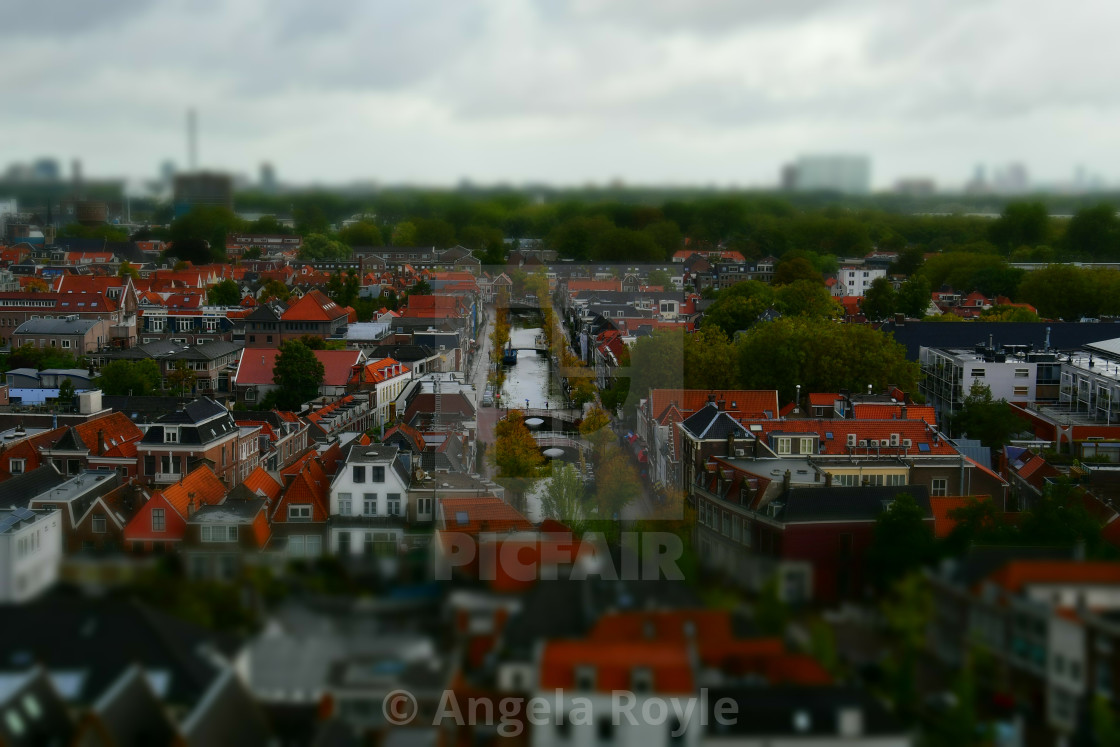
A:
275,458,330,521
160,465,227,517
439,497,532,535
567,279,623,293
988,561,1120,592
540,641,693,694
929,496,981,538
851,403,938,426
747,418,959,456
281,289,347,322
646,389,779,421
241,467,283,503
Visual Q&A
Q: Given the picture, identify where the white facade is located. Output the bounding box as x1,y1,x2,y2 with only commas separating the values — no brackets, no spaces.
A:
0,508,62,603
529,692,702,747
328,445,410,556
833,266,886,297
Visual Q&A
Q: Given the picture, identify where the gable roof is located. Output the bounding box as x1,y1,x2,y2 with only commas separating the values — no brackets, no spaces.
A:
158,466,227,518
438,496,532,535
280,290,346,322
241,467,283,503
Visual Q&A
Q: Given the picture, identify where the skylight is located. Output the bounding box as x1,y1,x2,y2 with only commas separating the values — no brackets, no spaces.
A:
455,511,469,526
918,443,931,453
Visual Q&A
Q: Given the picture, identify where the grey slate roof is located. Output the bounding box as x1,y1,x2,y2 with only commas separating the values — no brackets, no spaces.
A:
680,404,752,440
14,317,99,335
0,465,67,509
776,484,931,523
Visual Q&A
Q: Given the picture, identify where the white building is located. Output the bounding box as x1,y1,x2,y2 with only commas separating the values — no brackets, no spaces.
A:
919,346,1061,415
0,507,62,602
358,357,412,427
328,444,412,557
833,265,886,297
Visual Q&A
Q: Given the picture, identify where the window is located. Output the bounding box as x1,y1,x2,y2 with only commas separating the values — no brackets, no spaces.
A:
165,430,177,443
61,339,71,349
776,437,791,455
970,368,986,377
9,458,24,474
92,515,106,533
931,478,948,497
151,508,165,532
289,504,312,520
201,525,237,542
387,493,401,516
363,494,377,516
338,531,351,554
1015,368,1029,378
799,437,814,455
339,493,352,515
887,474,907,486
1013,386,1029,397
373,466,385,482
352,466,365,483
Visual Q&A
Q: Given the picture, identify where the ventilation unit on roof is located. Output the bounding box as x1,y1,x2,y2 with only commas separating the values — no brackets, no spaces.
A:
846,434,857,446
890,434,900,446
869,439,879,448
858,440,868,447
903,439,912,448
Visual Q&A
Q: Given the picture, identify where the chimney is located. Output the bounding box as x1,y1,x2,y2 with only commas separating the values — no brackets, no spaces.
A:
717,398,726,411
707,393,716,404
782,469,791,493
187,492,197,517
97,428,105,456
727,432,735,455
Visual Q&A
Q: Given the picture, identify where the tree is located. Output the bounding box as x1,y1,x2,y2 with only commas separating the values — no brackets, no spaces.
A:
590,227,662,262
684,326,740,389
866,493,936,591
594,443,639,520
702,280,774,336
413,218,456,248
25,278,49,293
117,261,140,281
860,277,897,321
753,579,790,636
978,305,1040,322
493,411,546,479
391,221,418,246
878,574,933,722
895,276,931,318
298,233,349,261
260,279,290,302
1064,203,1120,259
406,279,431,297
272,341,325,410
774,279,842,319
989,201,1050,252
166,360,196,397
642,220,683,258
736,318,918,404
207,278,241,306
540,463,590,535
58,223,129,242
950,382,1028,447
772,257,822,286
56,379,76,411
626,329,685,413
168,206,243,264
1092,696,1120,747
96,359,162,396
646,269,673,289
338,221,383,247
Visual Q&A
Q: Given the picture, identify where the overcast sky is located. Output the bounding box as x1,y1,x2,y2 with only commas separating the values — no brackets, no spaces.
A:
2,0,1116,191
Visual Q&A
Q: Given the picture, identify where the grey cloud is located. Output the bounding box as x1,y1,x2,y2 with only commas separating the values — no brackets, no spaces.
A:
0,0,157,36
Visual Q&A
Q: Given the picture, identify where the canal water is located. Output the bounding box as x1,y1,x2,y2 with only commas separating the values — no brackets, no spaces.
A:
501,316,575,522
501,319,565,410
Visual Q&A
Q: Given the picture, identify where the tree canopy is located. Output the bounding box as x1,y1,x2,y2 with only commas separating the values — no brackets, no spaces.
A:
270,340,325,410
96,359,162,396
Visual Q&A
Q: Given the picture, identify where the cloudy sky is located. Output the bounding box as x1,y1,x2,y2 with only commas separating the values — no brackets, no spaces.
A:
1,0,1116,190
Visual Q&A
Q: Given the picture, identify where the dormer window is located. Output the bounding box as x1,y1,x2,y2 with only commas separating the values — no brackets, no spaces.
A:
575,666,596,692
165,429,178,443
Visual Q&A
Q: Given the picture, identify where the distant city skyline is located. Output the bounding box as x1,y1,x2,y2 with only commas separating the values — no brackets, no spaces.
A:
2,0,1119,191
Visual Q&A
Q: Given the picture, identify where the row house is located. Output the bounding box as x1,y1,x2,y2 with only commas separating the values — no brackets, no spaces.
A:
12,315,114,354
135,397,260,486
400,293,479,343
328,444,414,557
0,506,62,602
123,465,228,554
269,450,334,558
0,290,132,348
25,470,146,555
137,294,237,345
279,290,351,343
38,411,144,478
352,245,481,273
354,357,411,427
929,556,1120,737
233,347,365,405
692,457,935,602
304,395,372,443
182,483,273,580
232,410,310,472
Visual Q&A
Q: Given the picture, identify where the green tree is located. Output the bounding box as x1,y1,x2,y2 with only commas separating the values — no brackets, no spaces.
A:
1092,696,1120,747
866,493,936,590
1064,203,1120,259
166,360,196,397
1017,265,1094,320
989,201,1050,252
978,305,1040,322
594,443,639,520
626,329,685,413
413,218,457,248
772,257,822,286
703,280,775,336
168,206,243,264
298,233,349,261
590,227,662,262
391,221,418,246
207,278,241,306
642,220,683,258
338,221,383,247
260,278,290,302
57,223,130,242
895,276,931,318
753,579,790,636
684,326,740,389
860,277,897,321
736,318,918,403
271,341,325,410
96,359,162,396
117,261,140,281
879,574,933,722
493,411,546,479
646,269,673,289
774,279,842,319
56,379,76,411
540,462,590,535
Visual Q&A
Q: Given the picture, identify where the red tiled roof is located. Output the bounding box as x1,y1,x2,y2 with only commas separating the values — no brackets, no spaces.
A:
808,393,840,408
160,466,227,517
281,289,346,322
647,389,780,422
235,348,362,388
851,403,938,426
567,279,623,293
929,496,981,538
540,641,693,694
439,497,532,535
988,561,1120,592
745,418,958,455
242,467,283,503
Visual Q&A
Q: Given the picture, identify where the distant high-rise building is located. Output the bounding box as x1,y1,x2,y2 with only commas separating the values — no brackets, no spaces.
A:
893,178,936,197
783,155,871,195
31,158,61,182
173,171,233,216
260,162,277,193
160,160,176,185
993,162,1029,194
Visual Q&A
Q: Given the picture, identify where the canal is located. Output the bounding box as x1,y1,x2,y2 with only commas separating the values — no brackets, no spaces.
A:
500,315,565,410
